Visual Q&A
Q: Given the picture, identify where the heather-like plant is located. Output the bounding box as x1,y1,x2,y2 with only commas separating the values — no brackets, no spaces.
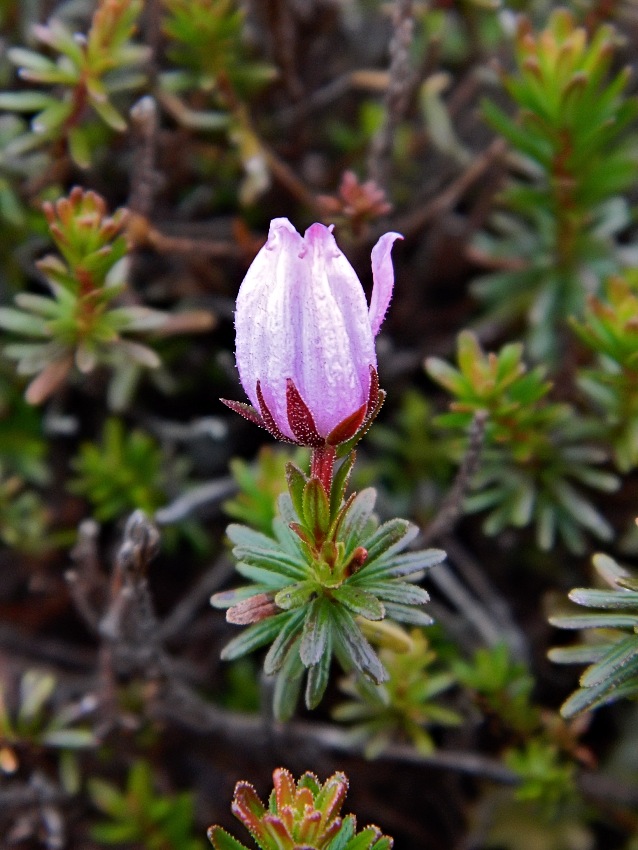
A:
572,274,638,472
549,552,638,717
0,373,48,484
0,670,95,751
0,115,42,230
475,9,638,361
213,471,444,720
69,417,207,550
161,0,274,100
0,0,149,168
207,768,393,850
89,760,205,850
0,188,169,407
0,467,50,553
214,219,445,719
223,446,309,538
426,331,618,552
317,171,392,240
365,389,455,517
333,629,461,757
504,740,577,813
69,418,169,523
453,643,539,735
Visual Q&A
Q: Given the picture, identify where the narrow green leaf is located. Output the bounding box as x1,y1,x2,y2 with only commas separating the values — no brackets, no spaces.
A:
208,826,250,850
368,548,446,579
234,561,293,588
0,307,49,337
342,827,380,850
293,771,319,797
31,100,73,134
68,126,92,169
273,641,305,722
220,612,292,660
325,815,356,850
264,608,306,674
548,613,638,630
14,293,59,317
592,553,631,585
482,97,550,162
19,672,55,723
552,480,613,540
7,48,59,74
580,636,638,687
424,356,465,394
274,581,316,610
273,514,307,559
330,451,356,519
305,629,332,708
332,606,387,684
569,588,638,609
91,97,127,131
359,581,430,607
340,488,377,552
560,675,626,718
548,644,613,665
42,729,95,748
88,778,128,818
227,524,280,551
303,477,331,539
457,330,485,378
286,462,307,521
332,586,385,620
371,836,393,850
382,602,434,626
300,597,331,666
0,90,53,111
314,772,349,825
363,519,418,562
91,822,139,843
233,547,308,581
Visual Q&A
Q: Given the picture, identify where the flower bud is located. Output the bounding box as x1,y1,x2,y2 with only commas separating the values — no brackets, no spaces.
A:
224,217,402,446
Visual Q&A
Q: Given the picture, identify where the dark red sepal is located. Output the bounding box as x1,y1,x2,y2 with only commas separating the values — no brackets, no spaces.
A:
367,365,380,410
326,401,368,446
220,398,266,428
256,381,294,443
335,368,386,458
286,379,324,447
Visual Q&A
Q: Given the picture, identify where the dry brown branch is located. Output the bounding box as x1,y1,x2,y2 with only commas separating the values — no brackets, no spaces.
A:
422,410,488,544
126,212,244,258
367,0,416,191
394,138,507,240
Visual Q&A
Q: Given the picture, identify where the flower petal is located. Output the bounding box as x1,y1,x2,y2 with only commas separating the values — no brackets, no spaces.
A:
298,223,375,435
368,232,402,337
235,218,303,439
233,219,396,444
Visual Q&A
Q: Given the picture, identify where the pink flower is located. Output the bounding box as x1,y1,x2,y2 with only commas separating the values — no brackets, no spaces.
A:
223,218,402,446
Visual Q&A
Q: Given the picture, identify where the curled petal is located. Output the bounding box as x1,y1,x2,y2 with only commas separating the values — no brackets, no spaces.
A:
369,232,402,337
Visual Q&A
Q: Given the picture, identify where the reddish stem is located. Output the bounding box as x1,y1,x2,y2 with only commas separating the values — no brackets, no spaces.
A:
311,445,336,495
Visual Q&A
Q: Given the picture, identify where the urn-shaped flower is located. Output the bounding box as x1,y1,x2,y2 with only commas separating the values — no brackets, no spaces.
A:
225,217,401,446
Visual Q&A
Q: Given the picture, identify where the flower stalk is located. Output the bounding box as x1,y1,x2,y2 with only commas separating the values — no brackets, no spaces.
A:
310,446,337,496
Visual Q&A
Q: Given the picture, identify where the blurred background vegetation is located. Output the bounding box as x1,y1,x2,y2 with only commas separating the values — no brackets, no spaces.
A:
1,0,638,848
